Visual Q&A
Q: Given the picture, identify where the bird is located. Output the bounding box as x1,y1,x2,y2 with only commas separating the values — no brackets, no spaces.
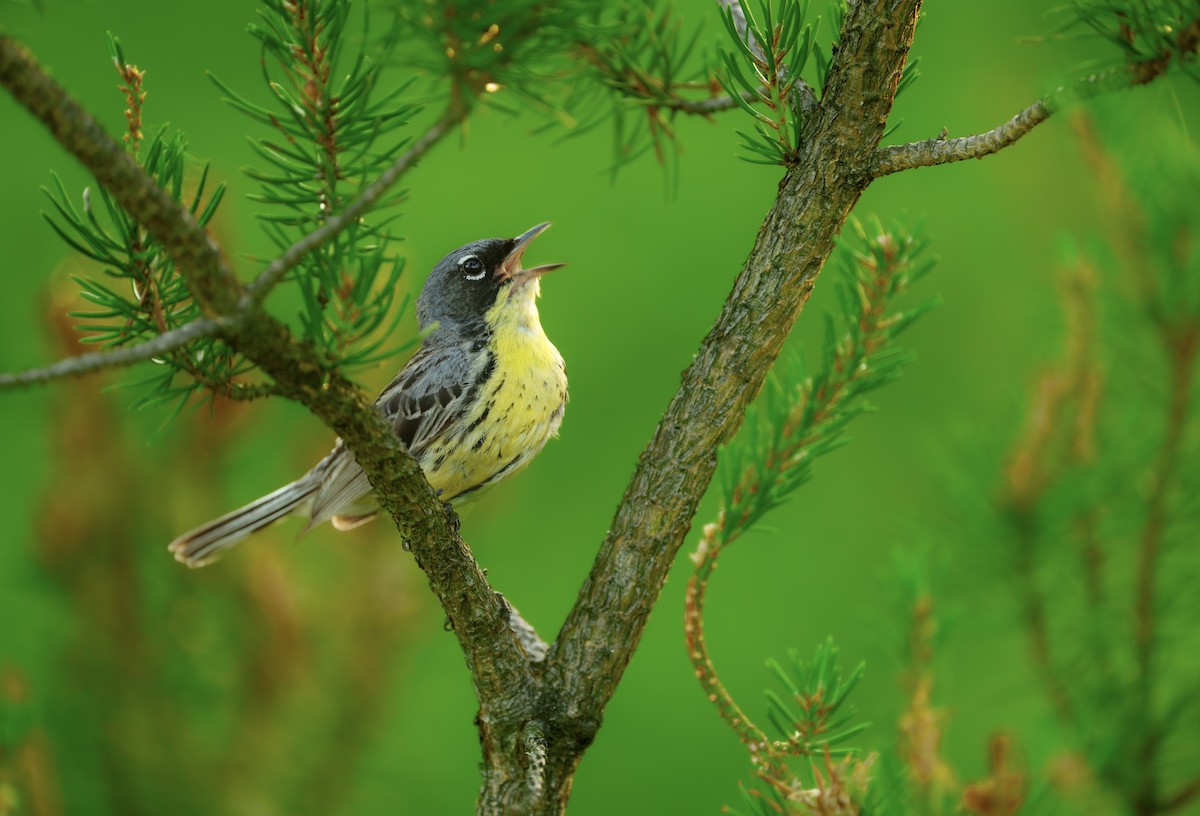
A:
169,222,568,567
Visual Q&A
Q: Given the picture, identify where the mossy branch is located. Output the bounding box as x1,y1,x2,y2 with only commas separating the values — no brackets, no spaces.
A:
538,5,923,807
0,31,534,717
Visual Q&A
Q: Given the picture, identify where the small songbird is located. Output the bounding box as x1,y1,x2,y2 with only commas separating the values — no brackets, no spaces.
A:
170,222,568,567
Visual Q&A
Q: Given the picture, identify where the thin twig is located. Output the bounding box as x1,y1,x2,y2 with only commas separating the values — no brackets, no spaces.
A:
871,35,1199,179
658,89,754,114
652,80,817,116
0,317,227,390
2,35,243,315
245,106,464,302
2,31,460,388
684,524,777,768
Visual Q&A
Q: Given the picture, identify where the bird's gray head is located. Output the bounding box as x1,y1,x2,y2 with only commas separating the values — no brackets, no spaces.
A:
416,222,565,331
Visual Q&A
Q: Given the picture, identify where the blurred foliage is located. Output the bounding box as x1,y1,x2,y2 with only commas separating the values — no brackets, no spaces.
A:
981,113,1200,814
214,0,417,368
1,0,1200,815
1064,0,1200,78
40,35,251,419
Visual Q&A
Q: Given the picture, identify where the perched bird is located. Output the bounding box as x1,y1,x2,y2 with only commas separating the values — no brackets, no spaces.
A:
170,222,568,567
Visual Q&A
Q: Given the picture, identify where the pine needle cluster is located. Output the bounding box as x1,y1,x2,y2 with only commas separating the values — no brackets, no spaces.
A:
730,641,880,816
42,35,249,416
215,0,417,367
706,218,936,554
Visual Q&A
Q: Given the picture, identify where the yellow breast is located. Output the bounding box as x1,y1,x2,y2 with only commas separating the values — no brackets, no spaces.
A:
423,281,567,501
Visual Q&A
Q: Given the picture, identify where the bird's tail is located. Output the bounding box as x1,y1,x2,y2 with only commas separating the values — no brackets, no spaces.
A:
168,476,319,568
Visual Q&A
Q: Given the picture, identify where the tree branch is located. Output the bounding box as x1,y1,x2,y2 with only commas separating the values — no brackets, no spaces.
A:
0,316,226,389
0,32,535,723
871,30,1199,179
0,37,243,315
654,80,818,119
244,107,464,302
519,3,923,808
658,89,755,114
685,524,776,764
872,100,1050,178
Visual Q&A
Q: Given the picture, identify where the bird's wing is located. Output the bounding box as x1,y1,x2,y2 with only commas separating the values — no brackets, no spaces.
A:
308,341,478,526
377,341,476,457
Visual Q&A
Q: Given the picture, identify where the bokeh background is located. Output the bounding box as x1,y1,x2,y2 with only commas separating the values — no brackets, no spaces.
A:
1,1,1198,814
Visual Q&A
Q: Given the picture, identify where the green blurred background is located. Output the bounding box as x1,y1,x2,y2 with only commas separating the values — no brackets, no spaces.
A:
1,1,1198,813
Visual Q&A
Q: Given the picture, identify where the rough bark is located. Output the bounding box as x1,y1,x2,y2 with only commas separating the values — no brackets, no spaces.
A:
479,2,923,812
5,2,924,811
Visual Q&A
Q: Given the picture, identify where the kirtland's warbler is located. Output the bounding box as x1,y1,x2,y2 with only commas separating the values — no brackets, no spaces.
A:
169,222,568,567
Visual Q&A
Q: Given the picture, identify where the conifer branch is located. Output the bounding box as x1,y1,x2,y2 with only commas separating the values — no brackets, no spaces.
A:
0,36,243,315
684,522,775,762
871,100,1050,178
1,32,532,723
682,222,930,803
541,11,925,795
244,106,465,302
655,87,761,114
0,316,226,390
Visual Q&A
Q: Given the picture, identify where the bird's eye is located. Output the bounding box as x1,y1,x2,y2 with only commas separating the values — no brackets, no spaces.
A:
459,255,486,280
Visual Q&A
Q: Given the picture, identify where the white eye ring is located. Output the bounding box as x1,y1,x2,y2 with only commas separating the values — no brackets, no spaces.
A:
459,254,486,280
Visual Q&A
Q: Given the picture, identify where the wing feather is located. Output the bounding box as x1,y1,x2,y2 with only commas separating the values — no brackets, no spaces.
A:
308,340,480,526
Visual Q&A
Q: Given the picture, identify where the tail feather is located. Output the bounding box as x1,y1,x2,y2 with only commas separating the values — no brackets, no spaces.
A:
168,476,319,568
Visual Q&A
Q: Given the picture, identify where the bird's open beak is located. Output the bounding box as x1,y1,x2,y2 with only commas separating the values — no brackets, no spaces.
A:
499,222,566,283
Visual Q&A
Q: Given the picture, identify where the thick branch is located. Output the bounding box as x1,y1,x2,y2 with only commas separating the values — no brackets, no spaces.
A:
0,316,225,389
527,4,922,806
0,33,534,711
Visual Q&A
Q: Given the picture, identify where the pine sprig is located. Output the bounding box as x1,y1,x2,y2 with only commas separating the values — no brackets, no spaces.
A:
686,218,934,815
706,217,936,555
215,0,418,368
721,640,879,816
764,640,869,758
718,0,819,166
564,1,710,179
42,37,253,419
